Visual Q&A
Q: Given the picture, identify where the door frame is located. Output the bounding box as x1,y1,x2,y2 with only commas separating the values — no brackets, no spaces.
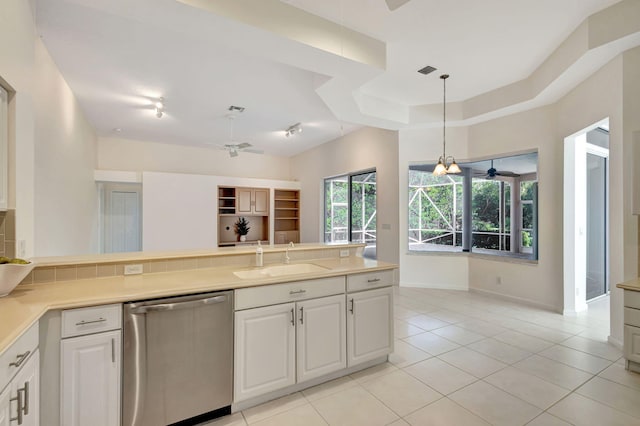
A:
563,118,610,315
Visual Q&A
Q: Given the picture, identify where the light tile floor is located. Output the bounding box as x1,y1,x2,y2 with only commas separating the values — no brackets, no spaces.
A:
205,288,640,425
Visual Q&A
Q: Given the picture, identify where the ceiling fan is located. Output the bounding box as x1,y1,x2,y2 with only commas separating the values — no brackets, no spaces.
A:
212,112,264,157
220,142,263,158
475,160,520,180
385,0,411,11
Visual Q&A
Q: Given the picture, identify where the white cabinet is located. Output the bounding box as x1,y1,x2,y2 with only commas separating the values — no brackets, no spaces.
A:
347,286,393,367
234,294,347,402
234,272,394,404
0,386,9,426
234,295,347,403
61,330,121,426
234,303,296,402
296,295,346,383
61,305,122,426
10,352,38,426
0,351,39,426
0,323,39,426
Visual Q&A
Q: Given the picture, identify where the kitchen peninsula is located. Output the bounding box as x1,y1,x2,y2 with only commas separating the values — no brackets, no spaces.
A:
0,243,397,425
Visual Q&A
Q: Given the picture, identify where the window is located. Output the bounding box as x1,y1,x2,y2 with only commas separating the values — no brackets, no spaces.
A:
408,153,538,260
324,170,377,258
408,170,462,251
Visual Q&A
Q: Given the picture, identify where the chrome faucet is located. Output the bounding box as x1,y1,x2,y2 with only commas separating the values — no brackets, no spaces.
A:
284,241,294,264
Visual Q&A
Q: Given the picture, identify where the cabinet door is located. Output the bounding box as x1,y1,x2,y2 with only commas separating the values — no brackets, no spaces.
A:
237,188,253,214
234,303,296,402
296,295,346,383
625,325,640,364
0,386,9,426
347,287,393,367
61,331,121,426
253,189,269,215
11,350,39,426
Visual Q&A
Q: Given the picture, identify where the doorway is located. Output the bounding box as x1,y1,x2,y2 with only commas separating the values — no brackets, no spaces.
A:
101,183,142,253
563,119,610,314
586,147,608,300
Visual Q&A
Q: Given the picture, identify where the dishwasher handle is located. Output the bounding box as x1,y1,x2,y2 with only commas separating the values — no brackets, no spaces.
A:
130,295,227,314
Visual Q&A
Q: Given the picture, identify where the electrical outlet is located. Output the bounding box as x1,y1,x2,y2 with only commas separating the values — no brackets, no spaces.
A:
340,249,350,258
496,276,502,285
124,264,144,275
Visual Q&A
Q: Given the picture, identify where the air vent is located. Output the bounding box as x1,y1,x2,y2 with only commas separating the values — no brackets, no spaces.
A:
417,66,437,75
228,105,245,113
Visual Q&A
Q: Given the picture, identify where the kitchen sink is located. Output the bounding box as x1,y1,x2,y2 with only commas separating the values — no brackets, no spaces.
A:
233,263,329,279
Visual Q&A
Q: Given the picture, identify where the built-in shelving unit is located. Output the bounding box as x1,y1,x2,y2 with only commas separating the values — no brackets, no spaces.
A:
218,186,269,246
274,189,300,244
218,187,236,215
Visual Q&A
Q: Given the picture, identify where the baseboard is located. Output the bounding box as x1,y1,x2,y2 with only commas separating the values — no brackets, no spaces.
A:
399,281,468,291
231,356,388,412
470,287,562,313
608,335,623,350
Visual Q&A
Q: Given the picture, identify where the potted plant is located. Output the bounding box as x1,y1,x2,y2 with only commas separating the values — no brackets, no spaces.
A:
234,217,251,242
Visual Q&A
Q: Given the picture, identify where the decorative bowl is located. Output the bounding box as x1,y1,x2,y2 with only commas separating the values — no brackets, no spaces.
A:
0,262,35,297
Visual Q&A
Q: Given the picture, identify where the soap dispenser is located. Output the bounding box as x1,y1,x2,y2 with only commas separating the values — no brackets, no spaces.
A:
256,240,264,267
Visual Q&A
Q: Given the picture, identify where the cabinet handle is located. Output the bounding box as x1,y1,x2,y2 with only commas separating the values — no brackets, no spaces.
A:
9,351,30,368
111,338,116,363
75,317,107,326
367,278,381,283
299,306,304,325
289,289,306,295
10,388,23,425
290,308,295,326
349,299,354,314
20,382,29,416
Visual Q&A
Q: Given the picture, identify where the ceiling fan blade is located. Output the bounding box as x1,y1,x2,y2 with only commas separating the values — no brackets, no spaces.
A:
243,148,264,155
385,0,410,11
236,142,252,149
495,171,521,177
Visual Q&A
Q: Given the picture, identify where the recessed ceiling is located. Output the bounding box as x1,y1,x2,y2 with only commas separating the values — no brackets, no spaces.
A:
34,0,624,157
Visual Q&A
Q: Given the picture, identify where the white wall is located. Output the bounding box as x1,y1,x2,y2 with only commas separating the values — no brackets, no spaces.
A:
98,137,291,181
33,40,99,256
0,0,98,257
142,171,299,251
398,126,469,288
290,127,399,263
466,106,560,310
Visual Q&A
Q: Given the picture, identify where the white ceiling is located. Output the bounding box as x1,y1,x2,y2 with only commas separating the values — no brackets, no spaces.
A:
34,0,623,157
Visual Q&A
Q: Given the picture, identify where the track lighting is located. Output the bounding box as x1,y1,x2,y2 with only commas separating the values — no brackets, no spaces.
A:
285,122,302,137
155,97,164,118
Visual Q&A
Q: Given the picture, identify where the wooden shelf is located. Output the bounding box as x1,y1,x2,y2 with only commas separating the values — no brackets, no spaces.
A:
274,189,300,243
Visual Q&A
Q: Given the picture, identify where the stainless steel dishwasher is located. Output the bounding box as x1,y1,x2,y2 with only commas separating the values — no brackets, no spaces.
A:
122,291,233,426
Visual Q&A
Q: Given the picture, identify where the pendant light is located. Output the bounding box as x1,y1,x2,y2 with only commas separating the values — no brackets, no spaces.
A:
433,74,461,175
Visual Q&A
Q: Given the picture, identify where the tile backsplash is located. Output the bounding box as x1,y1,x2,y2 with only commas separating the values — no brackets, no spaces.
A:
0,210,16,259
19,247,357,286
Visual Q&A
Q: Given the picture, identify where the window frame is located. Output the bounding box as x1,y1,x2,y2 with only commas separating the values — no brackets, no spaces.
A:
323,169,377,251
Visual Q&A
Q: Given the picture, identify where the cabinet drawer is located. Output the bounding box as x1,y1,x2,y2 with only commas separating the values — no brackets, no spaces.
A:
625,291,640,309
347,270,394,292
235,277,345,310
625,307,640,327
0,322,38,389
62,304,122,338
